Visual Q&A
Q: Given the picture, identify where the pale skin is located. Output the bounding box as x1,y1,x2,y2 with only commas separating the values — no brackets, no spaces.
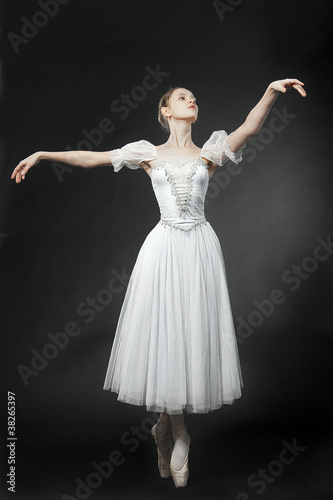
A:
11,78,306,183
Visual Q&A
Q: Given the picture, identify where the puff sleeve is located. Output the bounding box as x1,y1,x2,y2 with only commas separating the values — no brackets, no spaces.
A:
109,139,157,172
200,130,246,167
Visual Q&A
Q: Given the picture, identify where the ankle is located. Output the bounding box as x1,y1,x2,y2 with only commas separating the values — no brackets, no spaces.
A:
172,423,188,441
159,412,171,425
156,417,172,438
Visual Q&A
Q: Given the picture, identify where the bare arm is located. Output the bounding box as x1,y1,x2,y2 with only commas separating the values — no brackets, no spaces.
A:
228,78,306,153
11,150,111,183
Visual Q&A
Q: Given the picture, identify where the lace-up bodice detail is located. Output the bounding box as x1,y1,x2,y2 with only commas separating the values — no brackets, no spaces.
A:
153,160,203,219
151,159,209,232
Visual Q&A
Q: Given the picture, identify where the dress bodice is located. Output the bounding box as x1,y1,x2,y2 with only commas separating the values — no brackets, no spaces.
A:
151,159,209,231
108,130,246,232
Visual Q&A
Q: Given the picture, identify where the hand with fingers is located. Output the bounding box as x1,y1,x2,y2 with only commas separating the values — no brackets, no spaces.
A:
269,78,306,97
11,152,41,183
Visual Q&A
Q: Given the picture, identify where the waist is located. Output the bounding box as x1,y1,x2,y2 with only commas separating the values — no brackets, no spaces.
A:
159,216,208,232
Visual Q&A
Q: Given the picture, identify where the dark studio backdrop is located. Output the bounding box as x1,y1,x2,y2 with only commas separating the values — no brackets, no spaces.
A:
0,0,332,499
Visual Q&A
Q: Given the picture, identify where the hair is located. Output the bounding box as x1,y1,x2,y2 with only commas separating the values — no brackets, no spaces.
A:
157,87,182,134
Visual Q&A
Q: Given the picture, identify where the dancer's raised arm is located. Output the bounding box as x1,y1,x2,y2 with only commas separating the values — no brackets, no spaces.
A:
227,78,306,153
11,150,111,183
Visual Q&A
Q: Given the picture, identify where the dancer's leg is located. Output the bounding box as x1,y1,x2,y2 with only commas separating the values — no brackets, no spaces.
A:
169,413,190,470
155,412,172,459
159,412,171,425
169,413,184,434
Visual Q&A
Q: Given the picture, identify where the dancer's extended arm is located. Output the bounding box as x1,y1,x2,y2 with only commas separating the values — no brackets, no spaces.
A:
227,78,306,153
11,150,111,183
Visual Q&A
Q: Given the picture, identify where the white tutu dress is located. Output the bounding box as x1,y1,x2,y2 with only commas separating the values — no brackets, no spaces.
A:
103,130,245,414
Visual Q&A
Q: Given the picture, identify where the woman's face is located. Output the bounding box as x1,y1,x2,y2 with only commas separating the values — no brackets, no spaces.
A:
163,88,198,124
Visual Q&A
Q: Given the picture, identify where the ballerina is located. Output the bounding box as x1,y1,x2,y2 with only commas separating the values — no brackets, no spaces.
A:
11,78,306,488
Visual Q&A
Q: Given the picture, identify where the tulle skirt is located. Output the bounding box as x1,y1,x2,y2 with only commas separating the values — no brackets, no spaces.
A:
103,220,243,414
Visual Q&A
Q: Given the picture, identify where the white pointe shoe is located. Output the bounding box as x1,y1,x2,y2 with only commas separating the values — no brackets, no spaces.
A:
151,417,173,479
170,424,191,488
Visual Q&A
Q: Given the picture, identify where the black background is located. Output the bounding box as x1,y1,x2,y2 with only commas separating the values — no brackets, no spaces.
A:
1,0,333,499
